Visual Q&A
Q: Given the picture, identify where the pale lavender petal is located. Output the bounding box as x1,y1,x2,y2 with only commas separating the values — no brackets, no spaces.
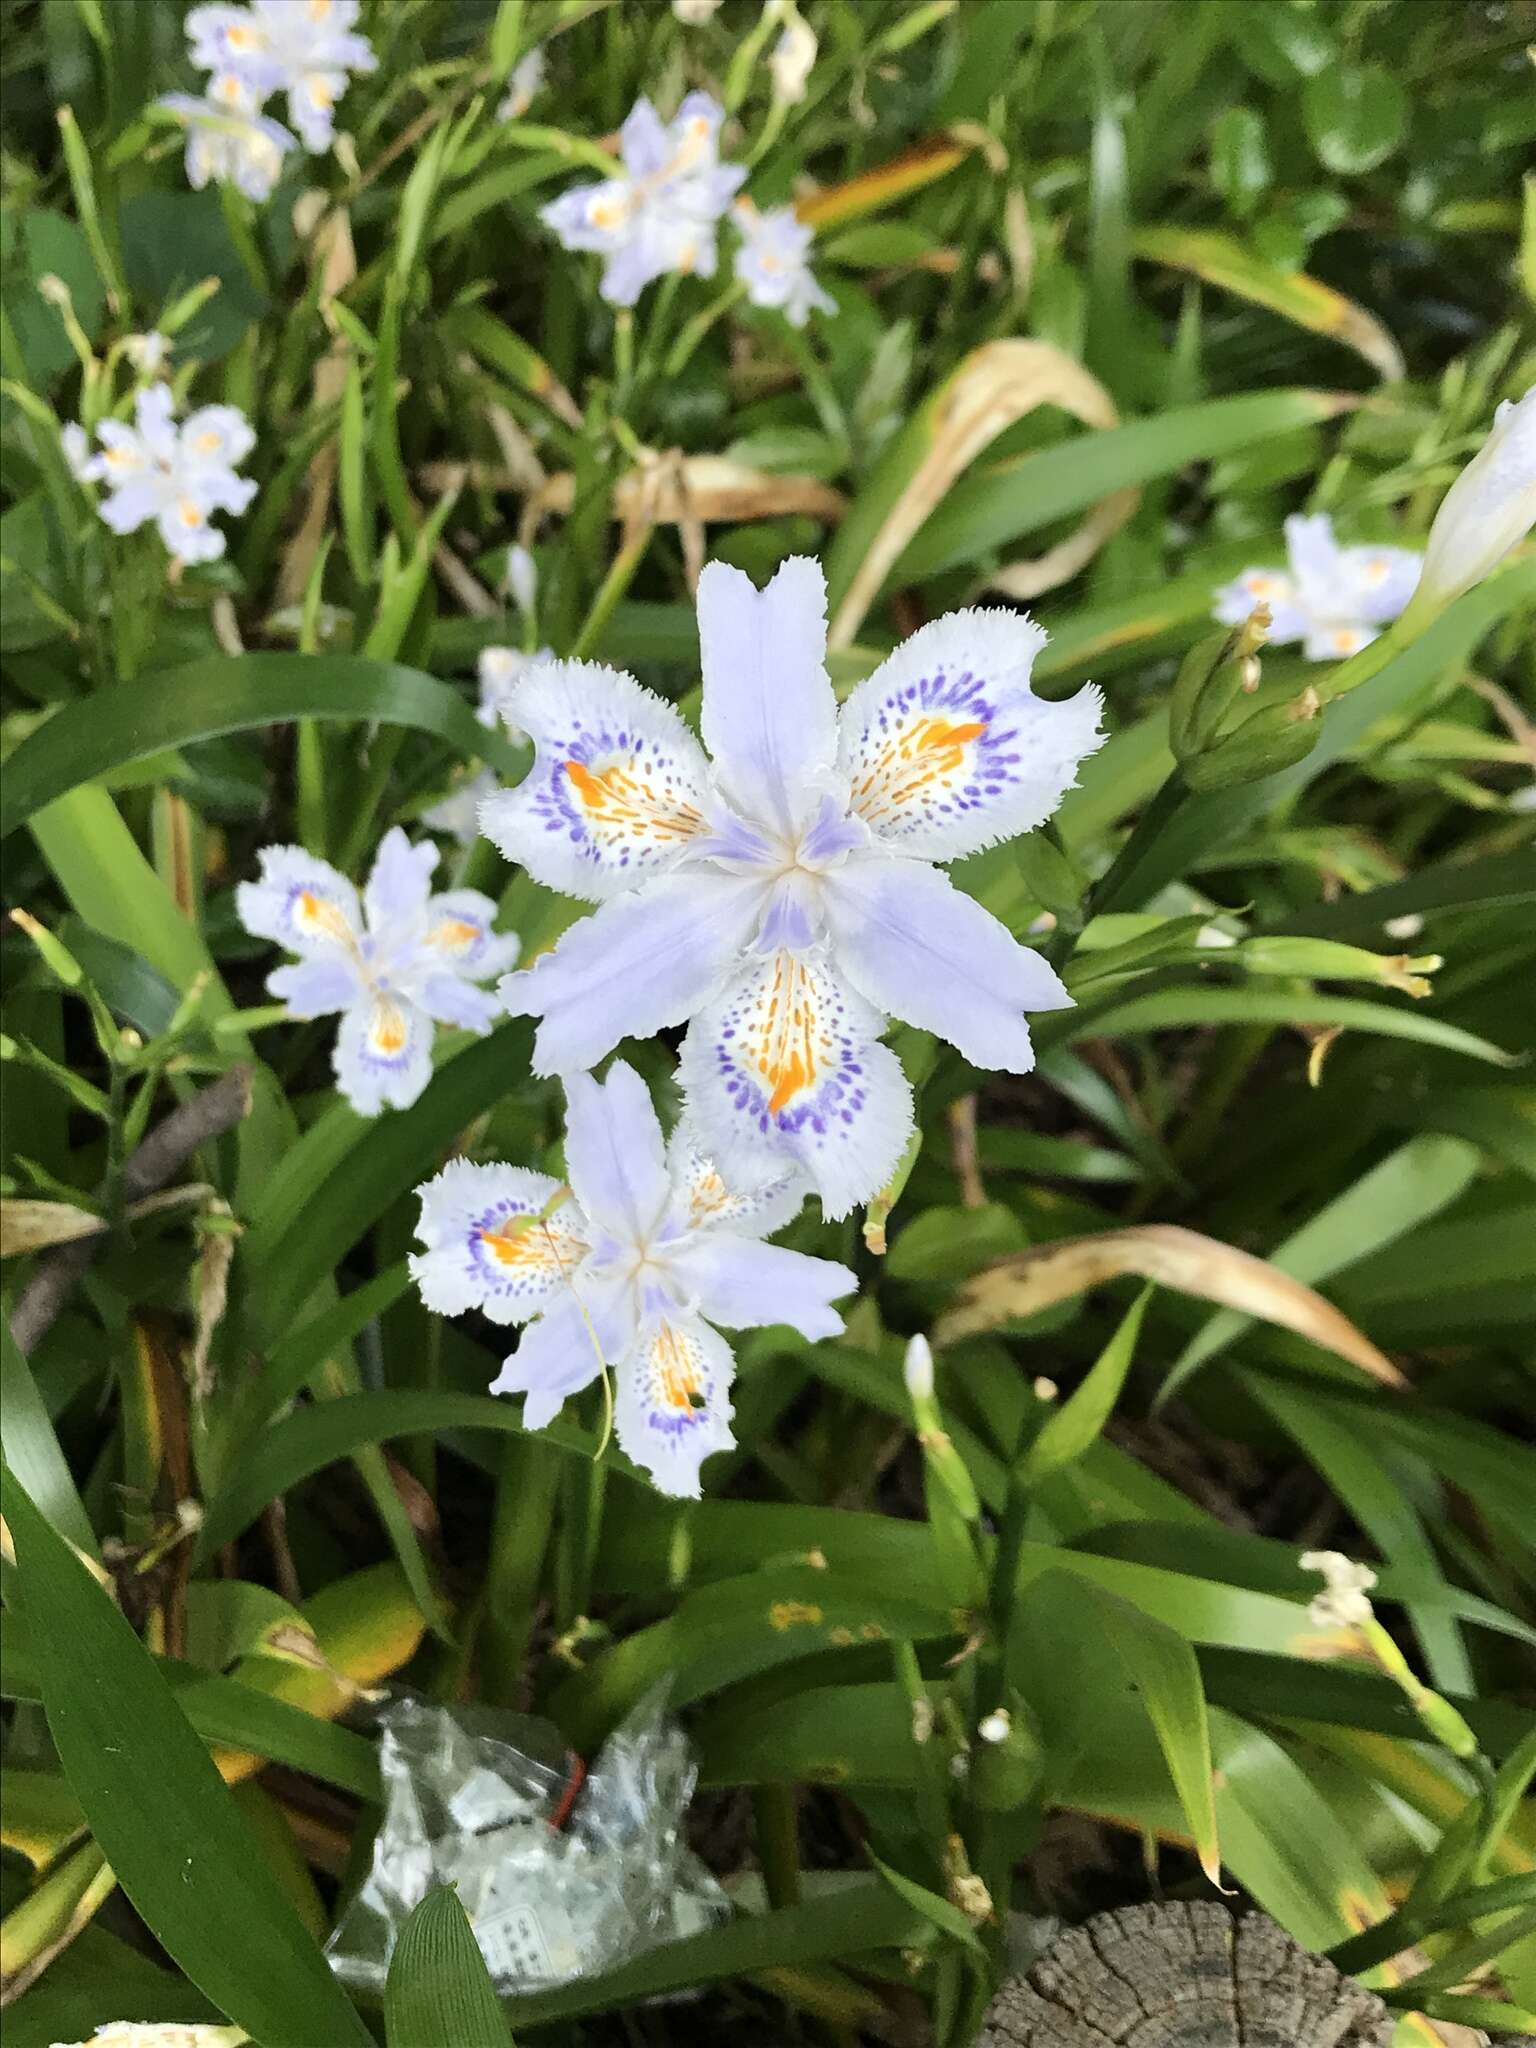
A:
562,1061,671,1241
364,825,436,929
541,180,629,256
333,993,434,1114
99,478,164,534
1285,512,1347,604
620,95,671,178
489,1290,607,1428
181,403,256,468
267,954,360,1016
411,1158,586,1325
601,235,662,306
420,889,520,980
677,950,914,1220
413,974,500,1032
615,1314,736,1496
668,1135,805,1237
1301,619,1378,662
478,659,711,902
823,853,1070,1074
237,844,361,952
666,1232,853,1340
1338,542,1421,624
499,868,766,1078
838,607,1102,861
697,556,838,837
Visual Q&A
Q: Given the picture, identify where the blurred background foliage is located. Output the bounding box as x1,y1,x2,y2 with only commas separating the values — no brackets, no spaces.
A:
1,1,1533,2043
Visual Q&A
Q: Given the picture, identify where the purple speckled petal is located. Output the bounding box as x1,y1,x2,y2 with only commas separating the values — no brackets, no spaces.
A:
837,607,1102,861
478,658,712,903
333,993,433,1116
410,1159,587,1325
615,1313,736,1497
677,949,914,1220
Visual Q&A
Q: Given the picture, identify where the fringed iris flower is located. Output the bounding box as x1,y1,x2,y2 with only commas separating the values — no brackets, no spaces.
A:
541,92,745,306
1213,513,1420,662
185,0,376,151
410,1061,854,1495
481,556,1103,1216
68,382,257,566
237,828,519,1115
733,200,835,327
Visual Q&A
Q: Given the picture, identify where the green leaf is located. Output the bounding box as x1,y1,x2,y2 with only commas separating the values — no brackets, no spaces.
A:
1209,1709,1389,1947
1303,64,1408,175
1022,1285,1152,1483
194,1388,598,1561
1088,560,1536,910
1132,226,1402,379
2,654,520,841
502,1884,926,2029
870,389,1350,593
385,1888,514,2048
1,1309,99,1559
1,1462,375,2047
1209,107,1271,219
867,1851,987,1957
1162,1134,1482,1398
1013,1570,1222,1885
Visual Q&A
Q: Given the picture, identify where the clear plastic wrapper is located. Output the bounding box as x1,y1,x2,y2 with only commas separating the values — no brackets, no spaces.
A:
326,1690,727,1994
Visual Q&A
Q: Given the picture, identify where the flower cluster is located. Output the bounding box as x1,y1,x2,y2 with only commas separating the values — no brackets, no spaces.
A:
237,828,519,1114
161,0,377,199
482,556,1102,1218
411,1061,854,1494
542,92,835,322
1213,513,1420,662
64,382,256,567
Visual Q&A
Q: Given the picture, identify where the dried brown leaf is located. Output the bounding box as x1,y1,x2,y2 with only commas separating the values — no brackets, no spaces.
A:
932,1222,1404,1388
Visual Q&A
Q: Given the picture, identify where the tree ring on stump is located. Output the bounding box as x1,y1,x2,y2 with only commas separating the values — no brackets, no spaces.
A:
979,1901,1396,2047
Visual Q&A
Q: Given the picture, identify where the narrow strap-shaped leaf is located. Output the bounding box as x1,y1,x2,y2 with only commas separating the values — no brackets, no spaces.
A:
385,1887,515,2047
2,653,522,840
1,1460,375,2048
1,1311,100,1558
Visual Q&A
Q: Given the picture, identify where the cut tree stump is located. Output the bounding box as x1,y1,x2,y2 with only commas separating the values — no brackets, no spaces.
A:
980,1901,1396,2046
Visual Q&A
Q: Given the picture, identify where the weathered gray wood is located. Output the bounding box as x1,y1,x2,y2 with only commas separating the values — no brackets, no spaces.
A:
980,1902,1395,2047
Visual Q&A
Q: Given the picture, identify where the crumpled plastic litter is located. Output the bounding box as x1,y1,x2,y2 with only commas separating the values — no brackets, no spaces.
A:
326,1689,727,1994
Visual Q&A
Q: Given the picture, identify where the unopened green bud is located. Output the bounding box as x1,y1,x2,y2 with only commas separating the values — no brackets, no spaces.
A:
1362,1618,1480,1761
1240,937,1441,998
1169,611,1269,763
1015,827,1086,928
1181,695,1321,792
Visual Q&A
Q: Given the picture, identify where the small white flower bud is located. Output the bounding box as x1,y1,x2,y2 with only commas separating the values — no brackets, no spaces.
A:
1383,912,1424,940
505,543,538,619
903,1332,934,1403
770,15,817,103
978,1708,1012,1745
1417,387,1536,610
1032,1375,1058,1402
672,0,722,20
1301,1549,1378,1630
